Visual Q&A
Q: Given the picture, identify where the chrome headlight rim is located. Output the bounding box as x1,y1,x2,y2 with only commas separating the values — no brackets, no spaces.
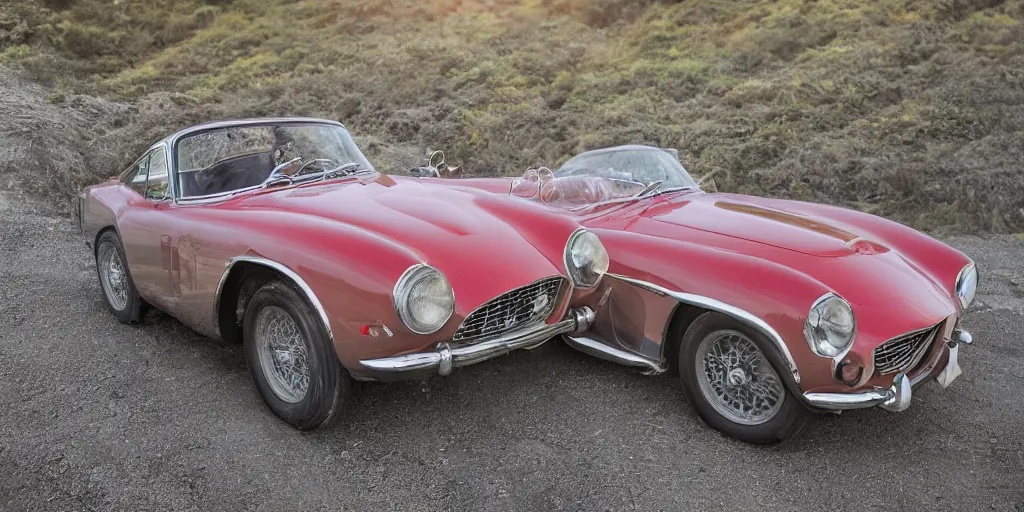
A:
954,262,978,310
563,228,609,289
392,263,455,335
804,292,857,359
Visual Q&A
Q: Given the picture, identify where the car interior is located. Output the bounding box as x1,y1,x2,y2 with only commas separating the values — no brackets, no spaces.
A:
178,151,277,198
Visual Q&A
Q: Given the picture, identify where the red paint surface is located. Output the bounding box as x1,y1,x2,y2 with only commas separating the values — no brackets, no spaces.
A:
448,179,973,393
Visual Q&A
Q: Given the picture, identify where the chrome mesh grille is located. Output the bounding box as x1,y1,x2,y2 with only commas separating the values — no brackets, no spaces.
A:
452,277,565,343
873,323,942,375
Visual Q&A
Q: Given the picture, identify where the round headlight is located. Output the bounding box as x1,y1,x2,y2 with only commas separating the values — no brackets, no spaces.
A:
393,264,455,335
564,229,609,288
955,262,978,310
804,293,856,358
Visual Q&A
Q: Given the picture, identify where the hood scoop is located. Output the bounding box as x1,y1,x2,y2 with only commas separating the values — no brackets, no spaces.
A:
650,197,889,257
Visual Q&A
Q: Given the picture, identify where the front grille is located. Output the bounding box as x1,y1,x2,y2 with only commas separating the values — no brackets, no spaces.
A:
452,276,565,343
873,323,942,375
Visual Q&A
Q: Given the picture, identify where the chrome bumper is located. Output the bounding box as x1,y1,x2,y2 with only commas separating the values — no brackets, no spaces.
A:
803,329,971,412
360,307,594,377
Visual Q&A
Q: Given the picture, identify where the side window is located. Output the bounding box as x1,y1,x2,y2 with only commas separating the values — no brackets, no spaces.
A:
145,148,170,200
125,156,149,197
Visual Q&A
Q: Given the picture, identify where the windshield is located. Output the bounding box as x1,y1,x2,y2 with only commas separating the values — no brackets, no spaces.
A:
175,123,374,199
554,146,696,188
512,146,698,209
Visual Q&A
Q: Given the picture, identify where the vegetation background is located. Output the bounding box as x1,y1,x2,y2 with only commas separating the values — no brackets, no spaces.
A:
1,0,1022,233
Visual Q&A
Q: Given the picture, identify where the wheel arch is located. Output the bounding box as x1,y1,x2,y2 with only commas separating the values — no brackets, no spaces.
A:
214,256,333,345
662,302,709,376
610,274,802,386
93,225,119,256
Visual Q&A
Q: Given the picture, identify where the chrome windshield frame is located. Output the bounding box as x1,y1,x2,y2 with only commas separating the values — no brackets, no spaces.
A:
165,117,371,204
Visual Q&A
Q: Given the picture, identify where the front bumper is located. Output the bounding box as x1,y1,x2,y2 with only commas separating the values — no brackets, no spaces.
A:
803,328,971,412
360,307,595,378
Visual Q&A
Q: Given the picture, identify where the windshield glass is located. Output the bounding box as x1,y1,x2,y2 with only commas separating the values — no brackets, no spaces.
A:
175,123,374,199
512,146,698,209
555,146,696,187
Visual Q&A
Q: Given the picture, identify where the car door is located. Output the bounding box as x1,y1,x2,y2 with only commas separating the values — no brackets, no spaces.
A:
117,145,180,310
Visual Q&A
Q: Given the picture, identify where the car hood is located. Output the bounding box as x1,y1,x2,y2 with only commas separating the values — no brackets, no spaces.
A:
230,175,576,310
618,192,955,309
639,193,868,257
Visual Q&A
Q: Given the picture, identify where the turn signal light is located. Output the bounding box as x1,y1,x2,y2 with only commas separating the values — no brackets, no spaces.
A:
360,324,393,338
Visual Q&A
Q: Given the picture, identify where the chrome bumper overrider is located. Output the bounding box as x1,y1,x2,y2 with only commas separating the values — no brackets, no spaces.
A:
360,307,595,376
803,328,971,412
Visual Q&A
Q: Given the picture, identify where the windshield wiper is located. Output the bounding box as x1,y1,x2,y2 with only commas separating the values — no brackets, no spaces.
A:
323,162,372,178
633,180,664,198
649,184,700,196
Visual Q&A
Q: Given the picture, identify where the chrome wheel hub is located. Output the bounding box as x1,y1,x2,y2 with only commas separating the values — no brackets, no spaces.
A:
694,329,785,426
98,243,129,311
726,367,749,387
255,306,310,404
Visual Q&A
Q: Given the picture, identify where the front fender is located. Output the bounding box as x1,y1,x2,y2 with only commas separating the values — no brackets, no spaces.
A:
590,227,838,390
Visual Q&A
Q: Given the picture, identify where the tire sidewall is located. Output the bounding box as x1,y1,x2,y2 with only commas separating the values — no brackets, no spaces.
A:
679,312,807,444
95,231,143,323
243,281,348,431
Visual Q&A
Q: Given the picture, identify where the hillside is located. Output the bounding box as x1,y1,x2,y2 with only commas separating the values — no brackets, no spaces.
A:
1,0,1022,232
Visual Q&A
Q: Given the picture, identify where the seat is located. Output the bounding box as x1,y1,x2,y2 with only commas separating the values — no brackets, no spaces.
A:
181,152,276,197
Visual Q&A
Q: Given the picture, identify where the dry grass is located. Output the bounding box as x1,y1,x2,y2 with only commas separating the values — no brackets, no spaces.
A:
1,0,1022,232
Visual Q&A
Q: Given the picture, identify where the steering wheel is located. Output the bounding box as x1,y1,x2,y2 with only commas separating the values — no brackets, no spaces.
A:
293,158,334,176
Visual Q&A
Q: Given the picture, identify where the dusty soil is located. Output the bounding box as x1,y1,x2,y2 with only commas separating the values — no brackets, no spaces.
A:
1,192,1022,511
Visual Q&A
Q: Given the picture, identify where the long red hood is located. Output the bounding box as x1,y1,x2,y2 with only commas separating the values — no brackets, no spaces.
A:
595,192,959,309
207,175,582,314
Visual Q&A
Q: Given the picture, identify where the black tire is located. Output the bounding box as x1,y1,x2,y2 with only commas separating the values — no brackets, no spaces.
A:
242,280,350,430
94,230,145,324
678,312,808,444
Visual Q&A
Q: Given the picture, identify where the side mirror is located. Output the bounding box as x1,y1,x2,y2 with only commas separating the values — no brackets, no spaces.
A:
664,148,680,161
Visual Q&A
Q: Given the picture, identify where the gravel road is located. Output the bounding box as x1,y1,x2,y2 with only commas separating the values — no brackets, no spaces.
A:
1,191,1022,511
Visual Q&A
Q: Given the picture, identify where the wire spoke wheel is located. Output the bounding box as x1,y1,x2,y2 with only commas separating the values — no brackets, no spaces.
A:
98,243,129,311
694,329,785,426
255,306,311,403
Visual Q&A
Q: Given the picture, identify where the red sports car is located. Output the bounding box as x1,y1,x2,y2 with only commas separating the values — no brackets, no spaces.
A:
77,118,609,430
437,145,978,443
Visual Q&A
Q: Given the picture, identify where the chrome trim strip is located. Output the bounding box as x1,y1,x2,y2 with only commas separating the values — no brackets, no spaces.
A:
213,256,333,340
562,335,665,375
803,373,911,411
361,307,593,374
803,388,893,410
606,273,801,384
